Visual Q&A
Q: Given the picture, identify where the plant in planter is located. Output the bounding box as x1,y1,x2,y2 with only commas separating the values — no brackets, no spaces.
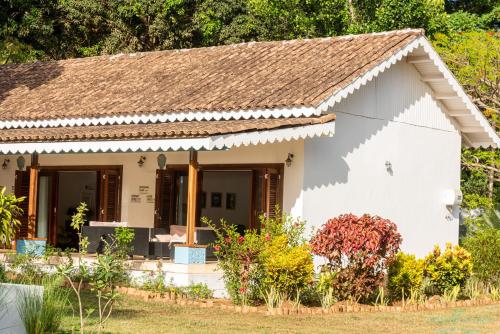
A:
0,187,24,247
310,213,402,302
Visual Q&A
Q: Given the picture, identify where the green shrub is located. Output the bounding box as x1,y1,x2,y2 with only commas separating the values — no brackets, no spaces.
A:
0,187,24,246
423,243,472,294
387,252,424,300
261,234,313,298
0,263,6,282
463,228,500,285
114,226,135,259
182,283,213,300
316,271,336,308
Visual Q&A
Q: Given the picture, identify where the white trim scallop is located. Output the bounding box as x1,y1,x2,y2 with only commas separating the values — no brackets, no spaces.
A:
0,107,319,130
0,121,335,154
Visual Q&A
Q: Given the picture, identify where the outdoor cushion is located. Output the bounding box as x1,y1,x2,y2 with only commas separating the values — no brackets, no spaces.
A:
155,234,172,243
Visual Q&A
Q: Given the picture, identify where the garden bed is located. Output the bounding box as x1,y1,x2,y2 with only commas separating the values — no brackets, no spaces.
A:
116,285,500,316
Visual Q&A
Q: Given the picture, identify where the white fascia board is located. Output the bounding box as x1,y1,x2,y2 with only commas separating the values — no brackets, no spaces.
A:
316,36,499,148
210,120,335,148
0,121,335,154
418,38,500,148
0,106,319,130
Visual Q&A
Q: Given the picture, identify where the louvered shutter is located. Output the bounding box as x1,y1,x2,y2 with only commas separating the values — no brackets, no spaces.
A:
14,170,30,238
265,168,282,219
154,169,175,228
99,169,122,222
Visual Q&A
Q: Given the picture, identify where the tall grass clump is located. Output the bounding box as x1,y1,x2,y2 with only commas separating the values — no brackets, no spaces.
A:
17,276,68,334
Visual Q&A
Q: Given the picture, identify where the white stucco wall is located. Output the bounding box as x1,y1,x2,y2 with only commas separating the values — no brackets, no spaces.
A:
302,61,461,258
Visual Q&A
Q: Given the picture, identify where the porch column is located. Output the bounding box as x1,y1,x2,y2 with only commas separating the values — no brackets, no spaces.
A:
186,150,198,245
27,153,39,239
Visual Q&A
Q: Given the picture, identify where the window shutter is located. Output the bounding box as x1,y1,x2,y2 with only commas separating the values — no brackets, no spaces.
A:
154,169,175,229
99,169,122,222
14,170,30,238
265,168,282,219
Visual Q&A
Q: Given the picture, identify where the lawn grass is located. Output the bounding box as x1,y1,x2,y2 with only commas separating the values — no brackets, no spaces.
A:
60,291,500,334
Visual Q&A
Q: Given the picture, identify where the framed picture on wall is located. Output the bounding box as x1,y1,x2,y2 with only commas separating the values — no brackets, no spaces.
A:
211,192,222,208
226,193,236,210
200,192,206,209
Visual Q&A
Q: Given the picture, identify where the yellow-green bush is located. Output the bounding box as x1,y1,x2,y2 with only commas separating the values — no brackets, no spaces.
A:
423,243,472,294
388,252,424,299
261,235,313,297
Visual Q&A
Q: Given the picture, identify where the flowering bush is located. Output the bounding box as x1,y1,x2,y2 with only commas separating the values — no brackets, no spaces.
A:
423,243,473,294
310,213,402,301
203,210,313,306
204,217,263,305
388,252,424,300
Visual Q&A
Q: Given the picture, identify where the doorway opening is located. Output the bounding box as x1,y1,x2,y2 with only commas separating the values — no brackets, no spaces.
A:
154,164,283,231
200,170,252,231
15,166,122,249
54,171,98,249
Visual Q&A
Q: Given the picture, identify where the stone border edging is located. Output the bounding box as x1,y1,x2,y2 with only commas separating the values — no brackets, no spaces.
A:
116,286,500,316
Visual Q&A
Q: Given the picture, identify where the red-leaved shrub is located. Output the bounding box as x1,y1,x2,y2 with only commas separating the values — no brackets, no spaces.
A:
310,214,402,301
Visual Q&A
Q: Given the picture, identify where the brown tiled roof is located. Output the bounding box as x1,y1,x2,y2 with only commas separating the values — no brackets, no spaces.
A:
0,114,335,142
0,30,422,121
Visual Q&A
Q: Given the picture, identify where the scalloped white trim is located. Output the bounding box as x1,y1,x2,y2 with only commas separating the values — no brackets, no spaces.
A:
0,107,319,129
0,121,335,154
317,38,422,112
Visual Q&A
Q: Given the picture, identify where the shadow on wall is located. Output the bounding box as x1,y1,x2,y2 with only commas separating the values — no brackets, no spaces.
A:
303,88,443,191
0,61,63,105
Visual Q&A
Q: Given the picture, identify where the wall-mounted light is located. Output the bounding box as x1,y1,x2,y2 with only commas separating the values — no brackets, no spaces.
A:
157,153,167,170
137,156,146,167
2,159,10,170
385,161,393,175
285,153,294,167
16,156,25,171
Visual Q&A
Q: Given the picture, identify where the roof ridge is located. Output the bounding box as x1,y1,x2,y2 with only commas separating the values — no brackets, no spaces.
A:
0,29,424,68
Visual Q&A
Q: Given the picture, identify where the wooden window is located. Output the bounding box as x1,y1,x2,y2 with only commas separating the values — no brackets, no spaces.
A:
265,168,282,219
14,170,30,238
154,169,176,228
98,169,122,222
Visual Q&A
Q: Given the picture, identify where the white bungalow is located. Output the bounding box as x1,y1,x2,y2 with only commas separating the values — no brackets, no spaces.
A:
0,29,497,264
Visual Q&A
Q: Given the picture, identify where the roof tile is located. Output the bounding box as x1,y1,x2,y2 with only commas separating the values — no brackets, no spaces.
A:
0,30,422,121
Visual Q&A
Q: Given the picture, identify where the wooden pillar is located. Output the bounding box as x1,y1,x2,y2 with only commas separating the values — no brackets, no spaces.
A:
186,150,198,245
27,153,39,239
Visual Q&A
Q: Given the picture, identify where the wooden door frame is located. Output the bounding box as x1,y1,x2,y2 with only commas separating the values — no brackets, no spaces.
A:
156,163,284,229
37,170,58,245
37,165,123,245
